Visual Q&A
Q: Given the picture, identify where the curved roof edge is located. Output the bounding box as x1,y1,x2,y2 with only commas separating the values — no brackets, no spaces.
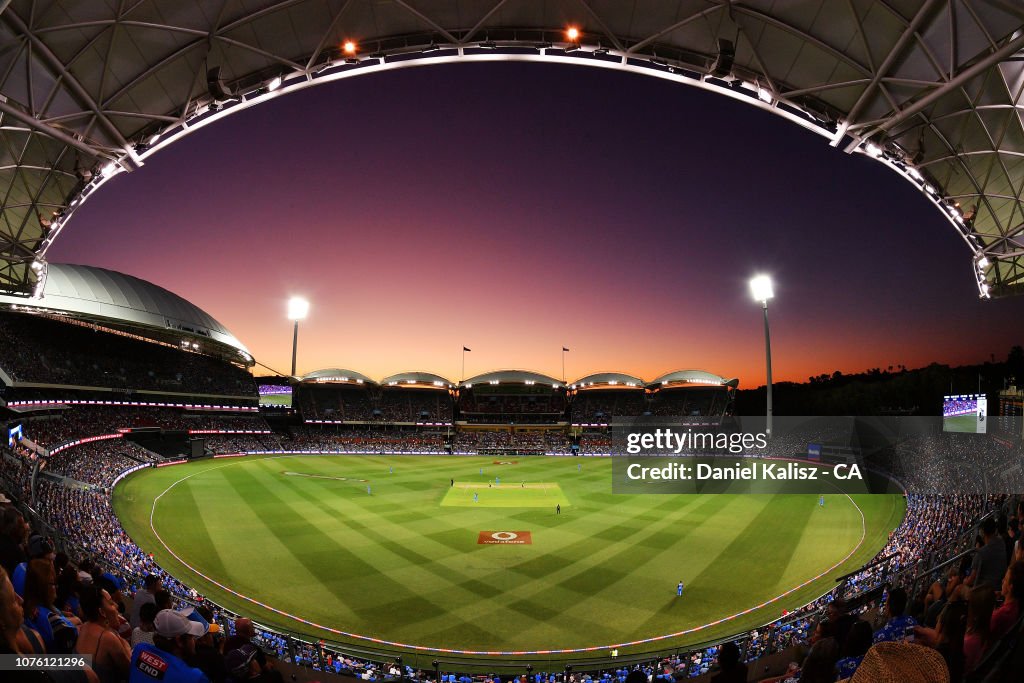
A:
462,369,563,388
570,372,645,389
650,369,738,389
301,368,377,385
380,372,454,388
295,368,741,388
0,263,249,358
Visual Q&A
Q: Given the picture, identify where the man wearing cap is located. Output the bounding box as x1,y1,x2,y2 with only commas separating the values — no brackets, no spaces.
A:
129,608,210,683
12,533,54,595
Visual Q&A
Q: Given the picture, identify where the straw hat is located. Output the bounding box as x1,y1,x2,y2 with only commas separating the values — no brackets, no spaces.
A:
849,642,949,683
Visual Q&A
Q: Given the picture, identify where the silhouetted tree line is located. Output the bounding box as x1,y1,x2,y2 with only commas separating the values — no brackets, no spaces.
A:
735,345,1023,416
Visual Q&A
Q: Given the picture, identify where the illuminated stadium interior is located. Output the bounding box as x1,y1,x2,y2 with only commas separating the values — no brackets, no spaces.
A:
0,282,1021,679
1,3,1024,682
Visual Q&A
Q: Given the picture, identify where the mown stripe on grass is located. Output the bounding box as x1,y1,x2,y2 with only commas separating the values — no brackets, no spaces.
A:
160,475,231,581
508,494,733,609
691,495,819,594
219,464,439,619
245,462,489,626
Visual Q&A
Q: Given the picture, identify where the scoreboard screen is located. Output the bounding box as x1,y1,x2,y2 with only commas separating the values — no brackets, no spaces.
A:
943,394,987,434
7,423,22,448
258,384,292,408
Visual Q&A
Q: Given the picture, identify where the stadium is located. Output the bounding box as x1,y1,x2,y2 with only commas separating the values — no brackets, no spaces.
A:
0,3,1023,683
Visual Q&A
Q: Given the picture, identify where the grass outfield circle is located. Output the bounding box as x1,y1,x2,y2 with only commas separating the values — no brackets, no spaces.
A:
112,455,904,659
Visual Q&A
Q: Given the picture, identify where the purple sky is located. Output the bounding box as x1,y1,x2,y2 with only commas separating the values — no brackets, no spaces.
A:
47,63,1024,385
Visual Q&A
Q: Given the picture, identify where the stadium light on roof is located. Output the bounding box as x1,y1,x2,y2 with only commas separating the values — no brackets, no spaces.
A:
343,41,357,55
565,26,580,41
267,76,282,91
749,275,774,304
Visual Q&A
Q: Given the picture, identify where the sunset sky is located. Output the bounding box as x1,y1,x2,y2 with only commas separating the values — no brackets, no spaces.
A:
47,63,1024,387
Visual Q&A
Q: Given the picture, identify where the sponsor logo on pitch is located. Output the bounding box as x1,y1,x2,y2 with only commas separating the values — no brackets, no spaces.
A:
478,530,532,544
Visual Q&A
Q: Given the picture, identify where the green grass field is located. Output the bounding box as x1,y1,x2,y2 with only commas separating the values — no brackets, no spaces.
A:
943,414,980,433
112,455,904,662
257,394,293,407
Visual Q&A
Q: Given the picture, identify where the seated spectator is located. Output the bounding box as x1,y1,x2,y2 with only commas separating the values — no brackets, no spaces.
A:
132,602,159,647
835,620,872,679
923,566,960,628
965,517,1007,592
191,629,226,683
23,557,79,654
916,599,967,681
710,641,745,683
129,609,209,683
131,575,162,628
223,618,268,672
827,599,856,646
56,561,83,618
226,642,282,683
226,644,260,681
963,584,995,673
13,533,56,595
873,587,916,643
0,506,29,575
990,560,1023,640
794,637,839,683
759,622,834,683
76,584,133,683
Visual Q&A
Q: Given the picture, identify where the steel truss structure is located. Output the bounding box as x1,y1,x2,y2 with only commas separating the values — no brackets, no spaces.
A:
0,1,1022,296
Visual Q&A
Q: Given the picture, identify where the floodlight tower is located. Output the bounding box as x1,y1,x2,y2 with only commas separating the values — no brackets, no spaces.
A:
287,297,310,377
749,275,774,439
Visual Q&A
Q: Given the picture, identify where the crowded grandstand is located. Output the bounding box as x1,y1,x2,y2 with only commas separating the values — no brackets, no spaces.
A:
0,265,1021,683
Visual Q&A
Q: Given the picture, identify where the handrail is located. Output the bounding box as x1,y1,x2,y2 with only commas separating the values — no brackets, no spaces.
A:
911,547,976,584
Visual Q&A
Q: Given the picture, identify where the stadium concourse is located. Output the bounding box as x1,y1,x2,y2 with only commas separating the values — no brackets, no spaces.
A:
0,272,1021,682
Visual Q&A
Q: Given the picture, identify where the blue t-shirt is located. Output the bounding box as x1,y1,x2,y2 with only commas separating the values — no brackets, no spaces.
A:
835,655,863,679
129,642,210,683
12,562,26,595
26,605,78,654
873,615,917,644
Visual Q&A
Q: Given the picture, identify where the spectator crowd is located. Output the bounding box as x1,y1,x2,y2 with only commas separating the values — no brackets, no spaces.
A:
0,312,256,397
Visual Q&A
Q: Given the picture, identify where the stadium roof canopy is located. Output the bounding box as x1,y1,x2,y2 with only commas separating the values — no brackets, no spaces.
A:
300,368,376,385
380,372,454,388
463,369,563,388
650,369,739,389
570,372,645,389
1,2,1023,297
0,262,250,359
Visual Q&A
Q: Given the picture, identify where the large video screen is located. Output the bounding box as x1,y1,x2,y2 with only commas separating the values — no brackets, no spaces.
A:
7,423,22,448
258,384,292,408
943,394,987,434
